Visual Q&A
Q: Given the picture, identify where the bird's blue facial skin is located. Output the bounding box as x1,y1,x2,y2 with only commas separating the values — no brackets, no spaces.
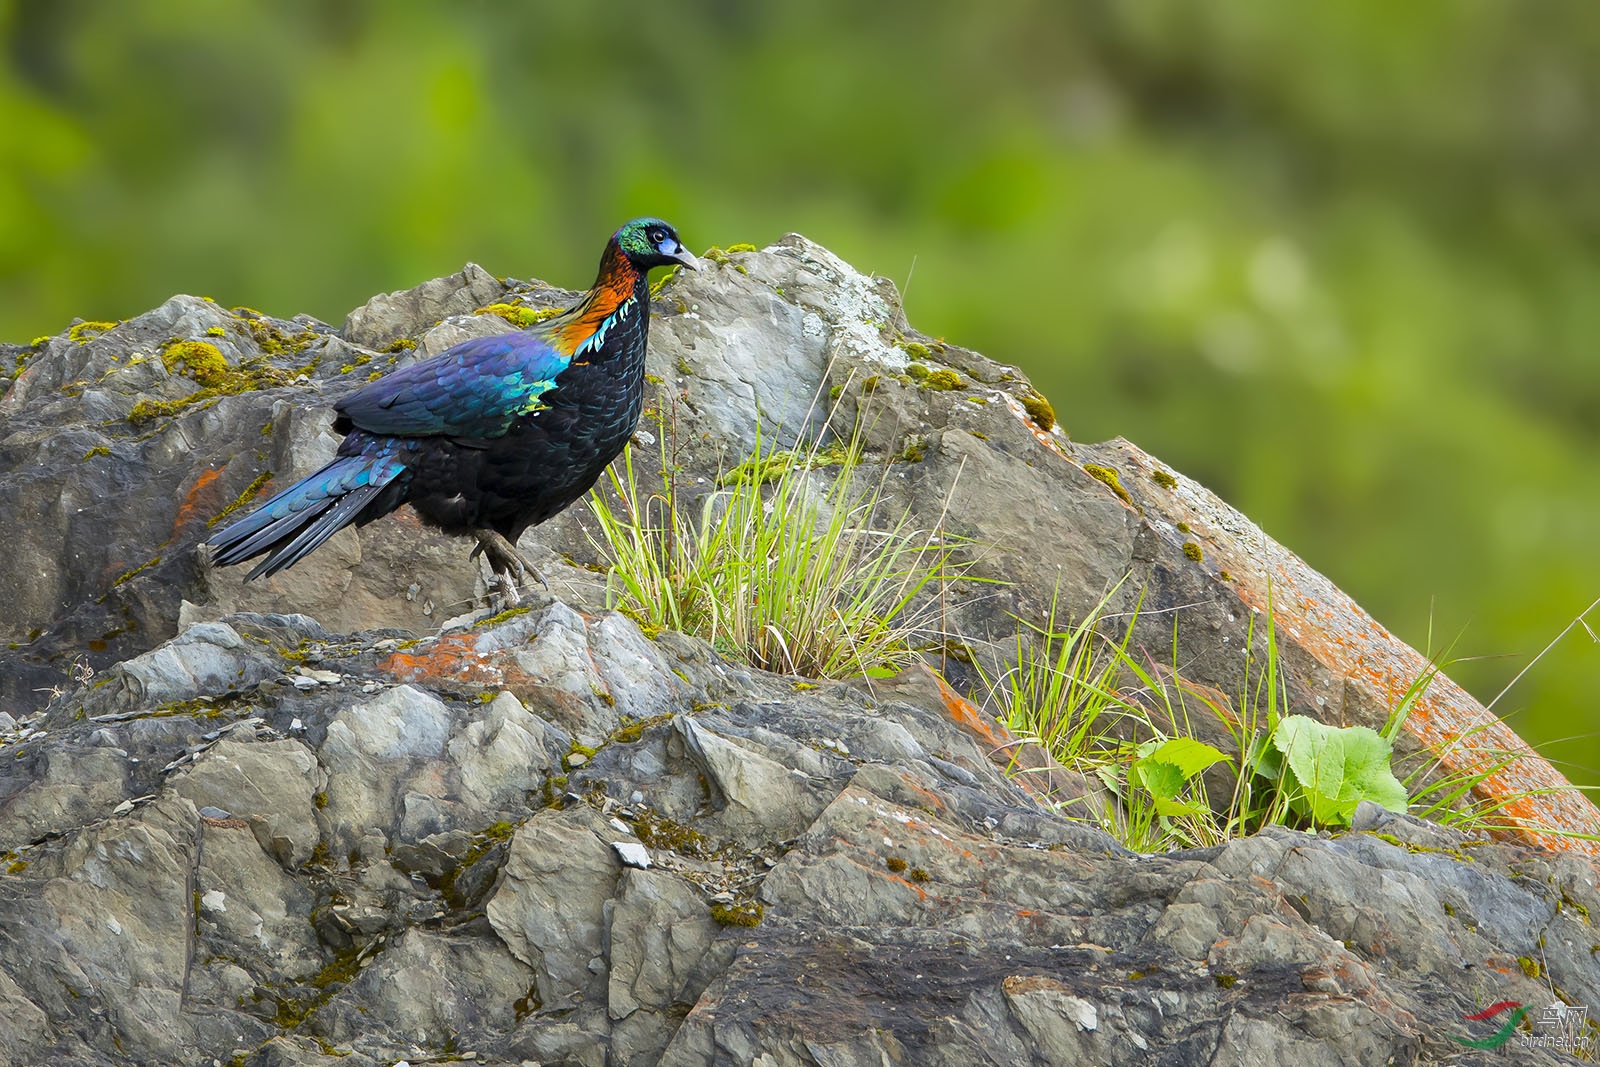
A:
614,217,694,269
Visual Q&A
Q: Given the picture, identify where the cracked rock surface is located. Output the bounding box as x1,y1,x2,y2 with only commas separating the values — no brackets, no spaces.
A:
0,238,1596,1064
0,603,1590,1065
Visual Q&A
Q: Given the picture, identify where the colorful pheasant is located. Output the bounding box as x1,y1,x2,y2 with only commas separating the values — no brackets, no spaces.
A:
207,218,697,603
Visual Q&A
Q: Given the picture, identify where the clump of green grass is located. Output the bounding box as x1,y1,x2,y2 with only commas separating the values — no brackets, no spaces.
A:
986,584,1533,852
586,415,968,680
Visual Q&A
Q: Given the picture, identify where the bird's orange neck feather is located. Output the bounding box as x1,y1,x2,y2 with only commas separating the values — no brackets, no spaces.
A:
550,242,644,355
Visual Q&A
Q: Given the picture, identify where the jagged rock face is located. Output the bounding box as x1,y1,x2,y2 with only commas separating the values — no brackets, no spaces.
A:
0,239,1596,1064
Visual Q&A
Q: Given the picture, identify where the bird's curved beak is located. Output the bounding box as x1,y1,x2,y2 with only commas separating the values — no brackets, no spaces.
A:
670,248,700,271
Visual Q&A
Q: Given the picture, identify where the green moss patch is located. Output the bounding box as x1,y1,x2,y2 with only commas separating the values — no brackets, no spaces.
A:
68,321,118,343
128,338,318,426
1151,469,1178,489
163,341,231,388
710,901,764,927
720,444,852,487
904,362,963,390
475,303,562,329
1022,392,1056,432
1081,463,1132,506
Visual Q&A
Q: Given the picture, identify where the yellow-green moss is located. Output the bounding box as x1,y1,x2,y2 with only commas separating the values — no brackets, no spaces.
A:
861,375,880,394
1519,956,1541,979
720,445,851,488
610,714,672,744
725,242,759,253
477,605,531,628
68,321,117,343
1151,469,1178,490
1081,464,1132,506
1214,974,1237,989
904,362,961,391
162,340,233,385
1022,393,1056,432
898,436,927,463
900,341,932,361
233,311,319,356
631,809,710,857
563,741,598,770
381,337,417,353
475,303,562,329
908,867,930,882
112,555,161,586
30,335,51,347
710,901,764,927
205,326,227,338
885,856,908,873
1219,570,1234,582
82,446,111,461
206,471,273,528
676,356,695,377
1182,542,1204,563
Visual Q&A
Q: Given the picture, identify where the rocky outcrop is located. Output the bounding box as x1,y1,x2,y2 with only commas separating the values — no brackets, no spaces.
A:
0,238,1596,1064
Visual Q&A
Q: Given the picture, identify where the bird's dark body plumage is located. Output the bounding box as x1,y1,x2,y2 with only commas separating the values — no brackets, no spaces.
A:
208,219,695,591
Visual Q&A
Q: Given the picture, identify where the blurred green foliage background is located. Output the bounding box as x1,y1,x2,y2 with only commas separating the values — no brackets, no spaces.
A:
4,1,1599,783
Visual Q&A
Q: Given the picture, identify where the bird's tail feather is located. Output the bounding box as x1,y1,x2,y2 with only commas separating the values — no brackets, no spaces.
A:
207,448,408,579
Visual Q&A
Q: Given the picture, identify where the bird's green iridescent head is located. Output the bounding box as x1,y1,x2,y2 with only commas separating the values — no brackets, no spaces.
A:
613,217,699,272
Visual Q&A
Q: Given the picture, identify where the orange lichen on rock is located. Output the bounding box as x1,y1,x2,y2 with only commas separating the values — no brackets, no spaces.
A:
381,633,513,690
932,669,1013,752
171,467,225,538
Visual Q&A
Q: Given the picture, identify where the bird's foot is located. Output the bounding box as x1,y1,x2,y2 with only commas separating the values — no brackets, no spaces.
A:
486,569,522,610
471,529,548,603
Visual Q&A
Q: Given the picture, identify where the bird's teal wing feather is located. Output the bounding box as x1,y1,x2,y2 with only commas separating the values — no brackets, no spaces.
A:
335,333,571,439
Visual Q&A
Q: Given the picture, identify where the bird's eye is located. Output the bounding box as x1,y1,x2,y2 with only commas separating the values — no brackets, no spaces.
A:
648,228,667,245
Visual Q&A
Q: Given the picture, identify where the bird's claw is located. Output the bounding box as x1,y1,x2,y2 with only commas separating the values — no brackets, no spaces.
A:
473,528,549,607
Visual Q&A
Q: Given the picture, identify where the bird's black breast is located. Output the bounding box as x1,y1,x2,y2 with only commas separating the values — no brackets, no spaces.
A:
402,293,652,538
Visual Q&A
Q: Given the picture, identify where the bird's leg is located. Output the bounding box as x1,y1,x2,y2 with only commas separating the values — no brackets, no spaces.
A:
471,528,548,604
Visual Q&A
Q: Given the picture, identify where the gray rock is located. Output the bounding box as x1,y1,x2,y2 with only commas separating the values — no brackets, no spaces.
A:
318,684,451,852
0,237,1593,1067
608,869,719,1019
487,806,622,1009
174,738,323,867
340,261,504,348
676,717,835,843
0,747,132,850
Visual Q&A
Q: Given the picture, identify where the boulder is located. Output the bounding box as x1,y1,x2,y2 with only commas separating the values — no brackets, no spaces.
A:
0,237,1592,1064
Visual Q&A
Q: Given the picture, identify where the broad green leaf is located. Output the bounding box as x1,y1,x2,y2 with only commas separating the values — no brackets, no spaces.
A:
1132,737,1228,817
1270,715,1407,826
1132,756,1186,802
1143,736,1229,778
